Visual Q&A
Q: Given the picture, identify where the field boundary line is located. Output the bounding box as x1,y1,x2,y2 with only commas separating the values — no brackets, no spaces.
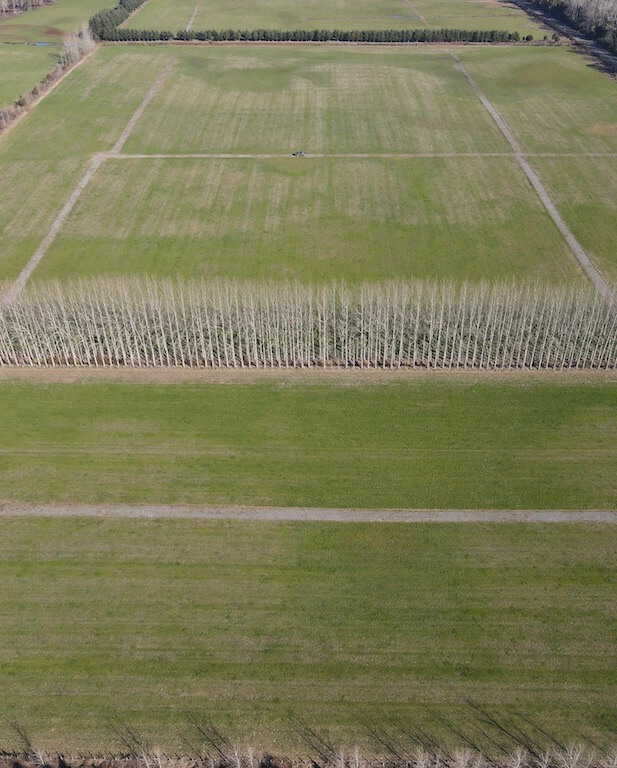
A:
450,52,612,300
0,153,107,304
403,0,427,22
109,151,617,159
1,60,174,304
118,0,155,28
186,1,200,31
1,504,616,523
111,59,174,154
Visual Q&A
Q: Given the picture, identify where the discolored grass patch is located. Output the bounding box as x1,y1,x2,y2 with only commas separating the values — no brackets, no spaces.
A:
0,0,110,43
123,46,509,155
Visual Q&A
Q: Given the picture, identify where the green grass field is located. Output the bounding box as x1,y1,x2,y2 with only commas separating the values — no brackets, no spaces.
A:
0,42,60,107
39,155,575,282
0,0,109,42
0,49,170,279
0,516,615,750
1,45,617,284
0,378,615,509
459,46,617,154
123,47,509,155
126,0,542,35
532,157,617,282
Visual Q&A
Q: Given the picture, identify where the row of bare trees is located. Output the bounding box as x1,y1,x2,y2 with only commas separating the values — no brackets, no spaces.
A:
0,0,54,15
0,279,615,369
0,27,96,133
535,0,617,51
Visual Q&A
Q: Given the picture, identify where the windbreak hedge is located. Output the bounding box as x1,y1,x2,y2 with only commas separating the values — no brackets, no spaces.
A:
93,25,523,43
89,0,148,40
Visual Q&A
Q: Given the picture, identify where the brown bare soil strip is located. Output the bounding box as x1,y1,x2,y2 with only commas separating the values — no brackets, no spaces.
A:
0,367,615,385
450,52,612,300
1,503,615,523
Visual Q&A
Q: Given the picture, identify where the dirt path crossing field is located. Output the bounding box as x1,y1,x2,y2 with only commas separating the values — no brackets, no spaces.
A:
450,52,612,300
1,504,616,523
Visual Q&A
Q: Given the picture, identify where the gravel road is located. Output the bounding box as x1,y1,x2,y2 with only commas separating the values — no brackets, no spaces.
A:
1,504,616,523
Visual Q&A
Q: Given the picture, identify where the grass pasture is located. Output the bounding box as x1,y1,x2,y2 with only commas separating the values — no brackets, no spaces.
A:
0,0,109,42
39,155,575,282
0,48,171,278
126,0,542,35
1,45,617,284
0,516,615,749
0,379,615,509
0,42,59,108
532,158,617,282
123,47,509,156
458,46,617,154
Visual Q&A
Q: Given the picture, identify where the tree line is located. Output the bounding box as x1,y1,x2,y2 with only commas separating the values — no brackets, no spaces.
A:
1,278,615,369
533,0,617,53
88,0,147,40
93,24,525,43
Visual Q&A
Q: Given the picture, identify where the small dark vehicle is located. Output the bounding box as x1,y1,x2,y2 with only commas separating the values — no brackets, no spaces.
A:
292,150,306,157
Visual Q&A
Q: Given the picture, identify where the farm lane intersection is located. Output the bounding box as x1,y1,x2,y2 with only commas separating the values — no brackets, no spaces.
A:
1,504,617,523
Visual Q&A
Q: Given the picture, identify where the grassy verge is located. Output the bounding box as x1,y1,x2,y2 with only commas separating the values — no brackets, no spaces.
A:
0,517,615,750
0,379,615,508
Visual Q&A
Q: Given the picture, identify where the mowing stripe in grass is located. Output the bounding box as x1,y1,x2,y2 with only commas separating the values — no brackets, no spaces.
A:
450,52,612,300
1,504,617,522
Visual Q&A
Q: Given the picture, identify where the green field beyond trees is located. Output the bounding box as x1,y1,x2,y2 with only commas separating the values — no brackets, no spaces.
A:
0,0,109,42
0,517,615,750
126,0,542,36
0,378,616,509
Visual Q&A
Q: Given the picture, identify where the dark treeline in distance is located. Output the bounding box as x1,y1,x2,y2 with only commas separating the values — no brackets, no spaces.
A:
92,23,525,43
533,0,617,53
